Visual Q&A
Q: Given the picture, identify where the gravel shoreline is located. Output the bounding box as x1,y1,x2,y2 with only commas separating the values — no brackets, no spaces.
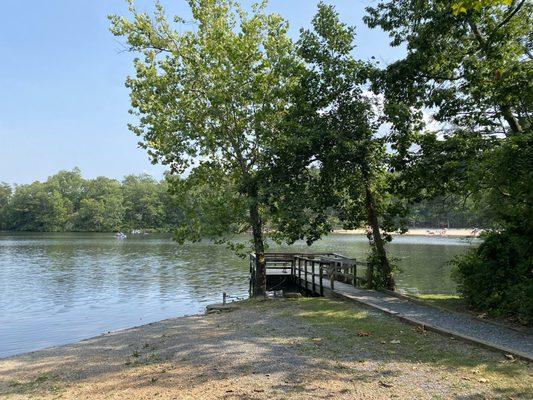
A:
0,298,531,399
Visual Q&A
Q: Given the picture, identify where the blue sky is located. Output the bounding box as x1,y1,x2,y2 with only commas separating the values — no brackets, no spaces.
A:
0,0,404,184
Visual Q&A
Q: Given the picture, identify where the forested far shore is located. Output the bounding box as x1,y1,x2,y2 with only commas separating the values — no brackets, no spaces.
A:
0,168,491,233
0,169,182,232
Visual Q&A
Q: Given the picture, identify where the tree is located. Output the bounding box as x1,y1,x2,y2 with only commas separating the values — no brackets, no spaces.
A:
365,0,531,132
122,174,165,230
271,3,419,289
8,182,69,232
0,183,12,230
75,177,124,231
364,0,532,316
110,0,302,294
46,168,86,230
158,179,184,231
364,0,531,227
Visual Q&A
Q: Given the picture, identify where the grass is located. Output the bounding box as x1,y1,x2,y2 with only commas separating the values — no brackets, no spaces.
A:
407,293,531,331
281,297,532,397
4,374,62,397
411,293,466,313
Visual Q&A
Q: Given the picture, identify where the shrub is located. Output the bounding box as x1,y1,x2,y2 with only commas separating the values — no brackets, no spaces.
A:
452,231,532,325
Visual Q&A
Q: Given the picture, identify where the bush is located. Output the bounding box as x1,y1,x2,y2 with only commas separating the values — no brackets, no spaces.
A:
452,231,533,325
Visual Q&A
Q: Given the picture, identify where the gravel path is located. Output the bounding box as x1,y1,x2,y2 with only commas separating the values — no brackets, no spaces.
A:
328,281,533,360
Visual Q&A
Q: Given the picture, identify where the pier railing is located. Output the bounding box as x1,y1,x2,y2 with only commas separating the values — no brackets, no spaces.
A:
249,252,368,296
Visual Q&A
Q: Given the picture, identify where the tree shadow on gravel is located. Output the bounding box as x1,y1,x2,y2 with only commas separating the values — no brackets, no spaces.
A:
0,298,530,399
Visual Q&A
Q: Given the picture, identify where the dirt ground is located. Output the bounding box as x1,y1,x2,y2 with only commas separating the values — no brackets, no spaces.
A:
0,297,531,400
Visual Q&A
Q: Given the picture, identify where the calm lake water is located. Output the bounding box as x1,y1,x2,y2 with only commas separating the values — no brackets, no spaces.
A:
0,232,477,358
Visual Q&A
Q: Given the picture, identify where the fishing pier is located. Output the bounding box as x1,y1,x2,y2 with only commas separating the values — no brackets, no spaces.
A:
249,252,369,296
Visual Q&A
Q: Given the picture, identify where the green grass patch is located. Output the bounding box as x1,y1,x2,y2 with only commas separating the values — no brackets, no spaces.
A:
411,293,466,313
278,297,532,397
3,373,61,396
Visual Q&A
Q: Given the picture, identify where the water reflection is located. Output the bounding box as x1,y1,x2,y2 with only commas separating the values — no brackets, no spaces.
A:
0,232,474,357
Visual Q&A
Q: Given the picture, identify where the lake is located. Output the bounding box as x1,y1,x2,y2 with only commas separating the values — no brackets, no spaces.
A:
0,232,477,358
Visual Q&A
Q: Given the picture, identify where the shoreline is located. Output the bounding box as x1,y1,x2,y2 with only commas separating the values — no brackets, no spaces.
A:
0,312,205,361
333,228,483,237
1,298,530,399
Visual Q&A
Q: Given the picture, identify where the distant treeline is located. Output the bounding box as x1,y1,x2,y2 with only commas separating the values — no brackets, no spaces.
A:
407,197,490,229
0,169,489,233
0,169,182,232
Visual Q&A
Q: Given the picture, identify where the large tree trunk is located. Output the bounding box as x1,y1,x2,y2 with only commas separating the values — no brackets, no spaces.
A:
501,104,523,134
249,200,266,296
364,182,395,291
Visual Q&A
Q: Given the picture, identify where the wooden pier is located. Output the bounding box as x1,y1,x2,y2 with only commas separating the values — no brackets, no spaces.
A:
249,252,369,296
249,253,533,362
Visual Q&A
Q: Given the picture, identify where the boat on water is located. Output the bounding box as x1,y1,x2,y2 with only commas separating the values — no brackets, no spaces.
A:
131,229,149,235
115,232,127,239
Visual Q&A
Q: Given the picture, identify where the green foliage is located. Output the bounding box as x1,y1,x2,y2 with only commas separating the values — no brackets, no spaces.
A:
447,133,532,320
167,164,249,254
0,183,12,230
122,174,166,230
269,3,419,289
45,168,85,216
364,0,532,307
365,0,532,133
452,0,513,15
452,231,533,324
7,182,69,232
474,131,533,235
75,177,125,232
407,196,491,228
366,244,400,289
109,0,305,284
0,169,181,232
365,0,531,168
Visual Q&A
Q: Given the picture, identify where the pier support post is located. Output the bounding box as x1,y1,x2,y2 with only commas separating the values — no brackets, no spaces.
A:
312,261,316,294
304,260,308,291
319,263,324,296
298,257,302,285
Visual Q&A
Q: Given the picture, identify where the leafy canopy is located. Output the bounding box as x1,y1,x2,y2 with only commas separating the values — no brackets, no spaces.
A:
365,0,532,224
110,0,302,251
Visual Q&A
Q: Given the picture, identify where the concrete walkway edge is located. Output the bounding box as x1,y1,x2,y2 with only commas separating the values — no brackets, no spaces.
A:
324,285,533,362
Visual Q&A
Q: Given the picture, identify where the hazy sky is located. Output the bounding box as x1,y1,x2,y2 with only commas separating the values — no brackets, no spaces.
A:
0,0,404,184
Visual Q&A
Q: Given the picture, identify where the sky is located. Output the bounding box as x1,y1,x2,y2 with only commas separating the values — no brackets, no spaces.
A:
0,0,404,185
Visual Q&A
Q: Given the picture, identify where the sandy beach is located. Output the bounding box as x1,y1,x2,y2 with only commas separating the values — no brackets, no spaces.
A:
334,228,483,237
1,298,530,400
